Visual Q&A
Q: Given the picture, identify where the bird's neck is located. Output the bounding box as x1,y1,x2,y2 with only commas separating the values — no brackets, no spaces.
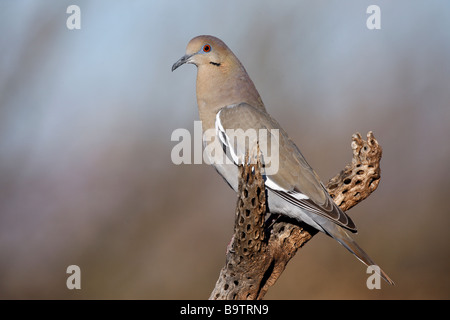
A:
196,57,265,131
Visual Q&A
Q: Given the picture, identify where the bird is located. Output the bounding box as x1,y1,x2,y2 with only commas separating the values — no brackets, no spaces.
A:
172,35,394,285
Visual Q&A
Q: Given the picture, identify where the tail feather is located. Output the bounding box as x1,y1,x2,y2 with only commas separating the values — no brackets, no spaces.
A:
318,217,395,285
335,229,395,285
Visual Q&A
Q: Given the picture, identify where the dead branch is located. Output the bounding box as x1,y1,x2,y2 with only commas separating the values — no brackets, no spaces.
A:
209,132,382,300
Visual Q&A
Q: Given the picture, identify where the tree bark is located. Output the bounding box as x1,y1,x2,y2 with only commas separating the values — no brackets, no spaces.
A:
209,132,382,300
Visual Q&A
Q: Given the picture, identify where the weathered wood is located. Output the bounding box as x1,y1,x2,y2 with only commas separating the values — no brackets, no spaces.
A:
209,132,383,300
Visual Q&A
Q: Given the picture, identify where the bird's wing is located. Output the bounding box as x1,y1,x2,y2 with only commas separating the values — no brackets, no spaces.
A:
216,102,356,232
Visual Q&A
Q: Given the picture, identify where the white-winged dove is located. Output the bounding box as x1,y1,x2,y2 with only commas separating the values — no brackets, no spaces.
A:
172,35,394,285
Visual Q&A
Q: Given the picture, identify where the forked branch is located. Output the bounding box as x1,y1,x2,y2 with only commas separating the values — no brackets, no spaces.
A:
209,132,382,300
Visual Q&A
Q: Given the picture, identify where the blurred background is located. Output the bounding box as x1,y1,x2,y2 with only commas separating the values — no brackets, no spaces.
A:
0,0,449,299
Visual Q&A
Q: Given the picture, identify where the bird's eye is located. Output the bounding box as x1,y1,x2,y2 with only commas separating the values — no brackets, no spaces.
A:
203,44,211,52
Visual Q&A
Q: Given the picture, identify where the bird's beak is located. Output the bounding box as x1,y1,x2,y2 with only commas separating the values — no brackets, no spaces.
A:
172,54,193,72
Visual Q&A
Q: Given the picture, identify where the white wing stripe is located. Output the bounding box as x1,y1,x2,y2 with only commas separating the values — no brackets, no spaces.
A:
215,109,240,165
265,178,309,200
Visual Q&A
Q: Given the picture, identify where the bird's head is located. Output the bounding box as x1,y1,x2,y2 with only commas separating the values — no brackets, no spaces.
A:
171,35,264,116
172,35,231,72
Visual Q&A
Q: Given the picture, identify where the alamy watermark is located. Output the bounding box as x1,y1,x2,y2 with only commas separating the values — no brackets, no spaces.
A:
66,5,81,30
171,121,280,175
366,265,382,289
66,265,81,290
366,5,381,30
65,5,380,31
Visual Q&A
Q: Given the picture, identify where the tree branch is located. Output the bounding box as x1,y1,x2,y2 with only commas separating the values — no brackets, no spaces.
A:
209,132,382,300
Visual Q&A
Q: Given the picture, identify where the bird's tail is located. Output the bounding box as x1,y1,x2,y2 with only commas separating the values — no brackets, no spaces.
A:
319,219,395,285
